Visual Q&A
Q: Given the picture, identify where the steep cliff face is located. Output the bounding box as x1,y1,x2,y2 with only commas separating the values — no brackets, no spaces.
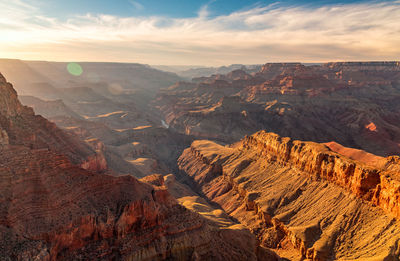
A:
0,73,263,260
0,73,97,166
178,131,400,260
242,132,383,200
156,62,400,156
0,146,262,260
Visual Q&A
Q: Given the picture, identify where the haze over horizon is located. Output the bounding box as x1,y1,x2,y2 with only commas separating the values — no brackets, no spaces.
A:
0,0,399,66
2,1,400,260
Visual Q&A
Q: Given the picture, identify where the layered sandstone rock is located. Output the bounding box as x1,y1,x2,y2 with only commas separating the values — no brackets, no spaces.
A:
0,73,264,260
0,145,262,260
156,62,400,156
178,131,400,260
241,132,382,200
0,73,97,166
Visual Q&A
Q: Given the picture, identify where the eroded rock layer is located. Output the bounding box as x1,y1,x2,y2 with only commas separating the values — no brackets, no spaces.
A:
156,62,400,156
0,145,264,260
0,73,269,260
178,131,400,260
0,74,95,165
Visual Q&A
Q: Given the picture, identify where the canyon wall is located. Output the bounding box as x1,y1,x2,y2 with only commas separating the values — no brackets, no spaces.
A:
0,146,261,260
0,73,97,166
178,131,400,260
0,73,264,260
156,62,400,156
242,131,400,218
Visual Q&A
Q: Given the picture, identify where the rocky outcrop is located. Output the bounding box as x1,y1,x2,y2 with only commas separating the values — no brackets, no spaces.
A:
80,152,108,172
242,131,400,218
156,62,400,156
0,145,260,260
0,73,28,116
0,73,97,165
178,132,400,260
242,132,382,200
0,72,265,260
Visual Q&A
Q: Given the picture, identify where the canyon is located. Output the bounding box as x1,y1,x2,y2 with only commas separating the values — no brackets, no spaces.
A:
0,60,400,260
0,72,270,260
155,62,400,156
178,131,400,260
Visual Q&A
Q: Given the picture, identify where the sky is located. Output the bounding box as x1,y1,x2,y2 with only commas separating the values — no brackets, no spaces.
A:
0,0,399,66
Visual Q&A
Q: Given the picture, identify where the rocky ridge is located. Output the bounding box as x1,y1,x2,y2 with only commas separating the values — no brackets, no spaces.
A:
241,131,400,218
0,73,264,260
0,74,96,166
156,62,400,156
178,131,400,260
0,146,260,260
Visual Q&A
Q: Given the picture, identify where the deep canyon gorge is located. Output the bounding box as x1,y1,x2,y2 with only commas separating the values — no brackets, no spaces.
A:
0,60,400,260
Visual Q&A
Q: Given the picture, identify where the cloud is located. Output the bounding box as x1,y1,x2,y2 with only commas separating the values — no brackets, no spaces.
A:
129,0,144,11
0,0,399,65
198,4,209,19
198,0,216,19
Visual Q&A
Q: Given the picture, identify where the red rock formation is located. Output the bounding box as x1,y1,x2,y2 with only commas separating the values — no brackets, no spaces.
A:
0,145,259,260
178,131,400,260
0,73,262,260
80,152,108,172
0,73,97,165
156,62,400,156
242,132,381,199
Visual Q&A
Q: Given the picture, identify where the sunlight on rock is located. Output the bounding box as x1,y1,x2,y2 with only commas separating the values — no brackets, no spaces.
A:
365,122,378,132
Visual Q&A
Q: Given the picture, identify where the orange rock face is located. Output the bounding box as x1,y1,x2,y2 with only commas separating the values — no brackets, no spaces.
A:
242,132,382,200
178,131,400,260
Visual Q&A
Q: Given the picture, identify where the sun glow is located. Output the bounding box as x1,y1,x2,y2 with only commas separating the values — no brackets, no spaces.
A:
0,1,399,65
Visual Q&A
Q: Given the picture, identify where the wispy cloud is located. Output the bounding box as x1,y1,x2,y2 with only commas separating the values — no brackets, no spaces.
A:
198,5,210,19
129,0,144,11
0,0,399,65
198,0,216,19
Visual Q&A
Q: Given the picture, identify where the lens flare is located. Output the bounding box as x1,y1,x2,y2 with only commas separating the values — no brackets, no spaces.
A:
67,62,83,76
